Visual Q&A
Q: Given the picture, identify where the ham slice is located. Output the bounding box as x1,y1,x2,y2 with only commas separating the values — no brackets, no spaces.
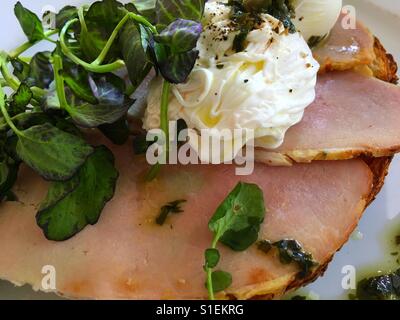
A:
0,138,373,299
256,71,400,166
313,15,375,73
313,15,398,83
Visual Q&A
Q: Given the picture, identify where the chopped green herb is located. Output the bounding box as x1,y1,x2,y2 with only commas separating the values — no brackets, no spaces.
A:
258,239,318,279
395,235,400,246
233,29,250,53
227,0,296,53
355,269,400,300
307,35,328,49
155,199,186,225
257,239,272,254
291,295,307,300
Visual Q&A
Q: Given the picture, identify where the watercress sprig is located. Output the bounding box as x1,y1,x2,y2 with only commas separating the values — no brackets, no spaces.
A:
60,18,126,74
205,182,266,299
0,0,205,241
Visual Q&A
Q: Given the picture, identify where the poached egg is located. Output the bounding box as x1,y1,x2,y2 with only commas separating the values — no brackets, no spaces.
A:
292,0,343,41
144,0,328,163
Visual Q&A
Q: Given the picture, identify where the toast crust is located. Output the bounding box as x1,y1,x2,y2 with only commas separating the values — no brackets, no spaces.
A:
222,156,391,300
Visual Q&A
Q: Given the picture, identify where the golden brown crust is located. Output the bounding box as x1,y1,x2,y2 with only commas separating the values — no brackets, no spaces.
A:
369,37,399,84
255,147,400,167
224,194,371,300
224,156,391,300
364,156,392,203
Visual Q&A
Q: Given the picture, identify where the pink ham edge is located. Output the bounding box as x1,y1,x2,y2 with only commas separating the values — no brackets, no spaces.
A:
0,138,372,299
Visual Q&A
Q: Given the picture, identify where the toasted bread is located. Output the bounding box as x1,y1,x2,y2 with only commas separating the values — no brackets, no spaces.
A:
226,38,397,299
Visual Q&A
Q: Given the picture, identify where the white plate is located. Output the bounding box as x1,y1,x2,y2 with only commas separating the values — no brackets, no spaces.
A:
0,0,399,300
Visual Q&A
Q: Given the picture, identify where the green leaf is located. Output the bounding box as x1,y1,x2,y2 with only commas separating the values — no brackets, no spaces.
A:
153,19,201,83
132,132,156,155
0,160,19,201
98,116,130,145
0,113,80,135
155,0,205,27
56,6,78,29
133,0,156,22
211,270,232,293
64,75,97,104
11,58,30,82
154,19,202,53
14,2,45,43
3,135,19,162
79,24,109,63
0,156,20,201
26,52,54,89
205,248,220,269
38,175,79,213
36,146,118,241
155,199,186,225
119,21,153,87
79,0,126,61
16,123,93,181
208,182,266,251
0,132,20,201
8,83,32,116
62,58,97,104
12,52,54,89
53,117,83,138
154,46,198,84
85,0,126,34
66,75,133,128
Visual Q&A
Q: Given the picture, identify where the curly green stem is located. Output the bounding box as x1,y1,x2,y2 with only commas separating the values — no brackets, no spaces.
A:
93,12,157,66
206,227,223,300
61,9,158,73
160,80,170,158
0,58,45,101
0,86,21,134
206,268,215,300
52,54,69,109
60,19,125,73
9,29,58,59
146,81,171,181
0,59,19,90
125,83,137,96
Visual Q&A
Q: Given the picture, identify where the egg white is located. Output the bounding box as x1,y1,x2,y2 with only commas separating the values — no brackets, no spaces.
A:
292,0,343,41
